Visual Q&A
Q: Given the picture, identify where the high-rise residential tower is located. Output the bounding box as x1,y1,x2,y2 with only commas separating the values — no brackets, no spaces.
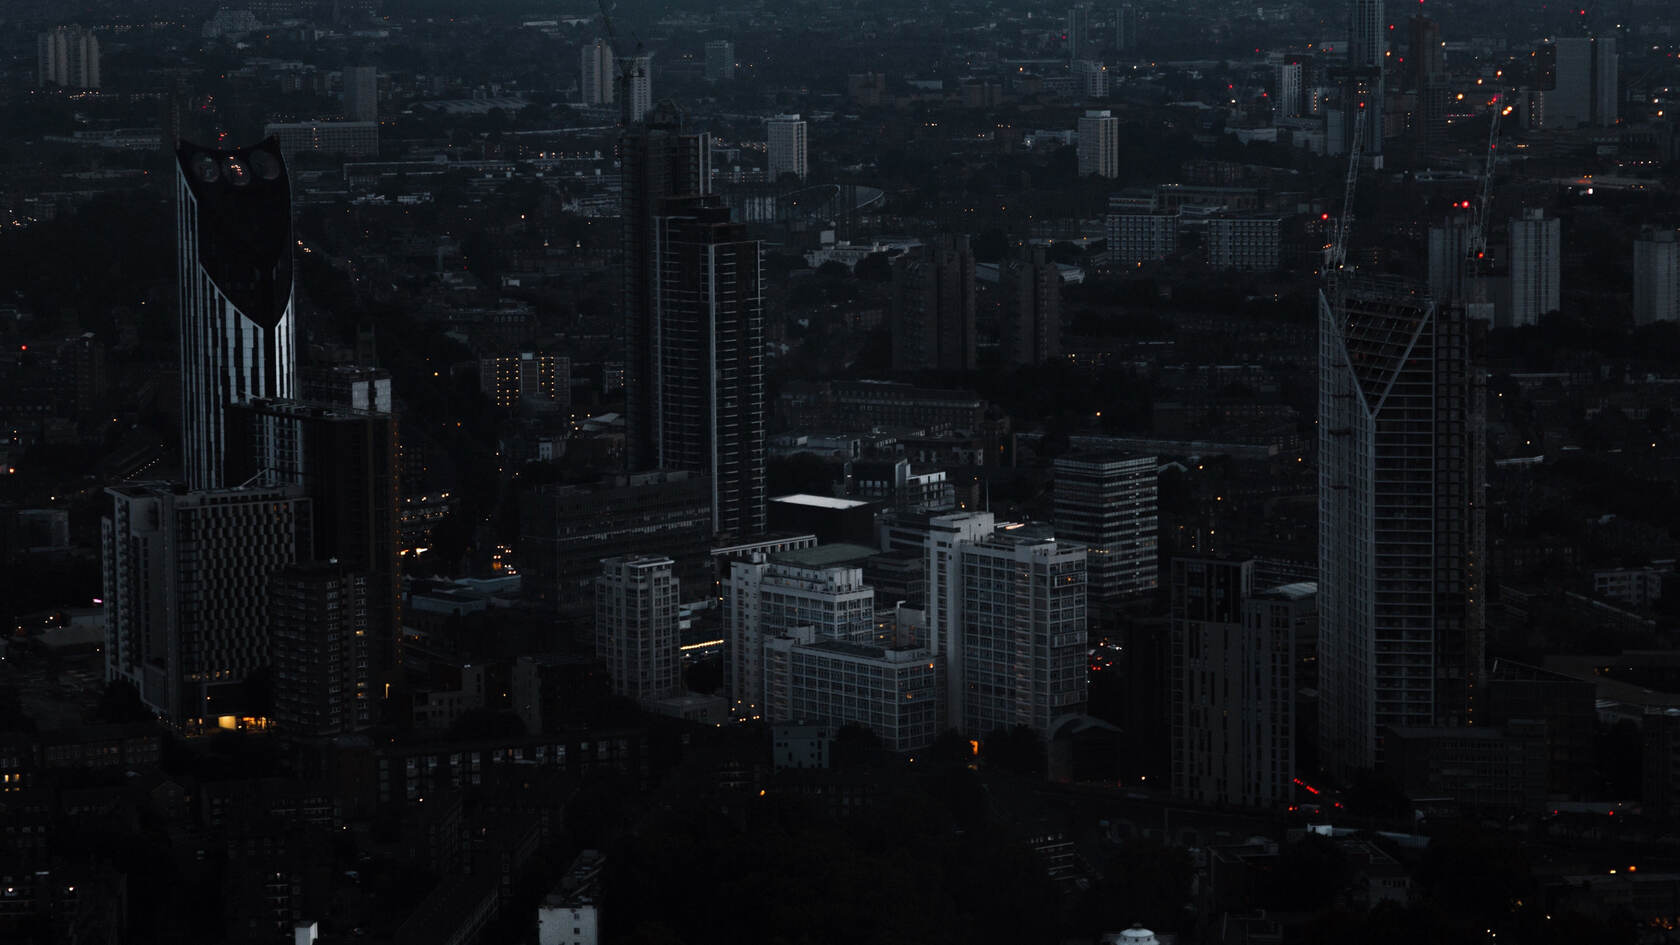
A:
176,138,297,491
1053,452,1158,601
1634,227,1680,325
581,39,614,105
626,54,653,122
1343,0,1385,160
104,483,312,722
343,65,377,121
766,114,808,181
1508,209,1560,327
1548,36,1617,128
1317,285,1485,775
1077,109,1119,178
728,548,877,716
1067,5,1089,59
271,562,370,736
621,104,710,472
1000,244,1062,366
890,235,977,372
596,556,682,704
705,40,735,82
650,194,766,537
225,398,401,675
1170,558,1307,809
37,25,100,89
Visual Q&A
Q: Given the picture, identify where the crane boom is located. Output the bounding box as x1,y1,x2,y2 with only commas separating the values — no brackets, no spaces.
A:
596,0,644,125
1325,104,1367,279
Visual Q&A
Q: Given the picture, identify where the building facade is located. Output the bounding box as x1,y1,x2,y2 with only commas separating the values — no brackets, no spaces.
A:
1317,286,1485,775
343,65,378,122
651,194,766,537
480,351,571,410
1508,208,1560,327
1169,557,1306,809
1077,110,1119,178
580,39,613,105
1205,217,1282,271
728,549,877,716
271,562,370,737
103,483,312,722
176,138,298,491
767,114,808,181
595,556,681,704
621,104,711,473
1053,452,1158,601
704,40,734,81
1000,244,1062,366
37,25,99,88
1634,227,1680,325
763,629,942,753
890,235,977,372
1107,211,1178,265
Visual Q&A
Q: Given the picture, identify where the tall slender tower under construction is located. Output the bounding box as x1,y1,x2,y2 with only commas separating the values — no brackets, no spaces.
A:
622,103,710,473
1317,283,1485,776
1343,0,1385,161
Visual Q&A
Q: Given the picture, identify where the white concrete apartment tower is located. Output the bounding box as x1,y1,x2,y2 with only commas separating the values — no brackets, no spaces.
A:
38,25,99,89
1507,208,1560,327
767,114,808,181
1634,227,1680,325
1077,110,1118,178
580,39,614,105
595,555,681,705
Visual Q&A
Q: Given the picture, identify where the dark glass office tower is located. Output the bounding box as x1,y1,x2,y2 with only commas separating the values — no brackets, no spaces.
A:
175,137,296,490
651,195,765,537
621,102,710,474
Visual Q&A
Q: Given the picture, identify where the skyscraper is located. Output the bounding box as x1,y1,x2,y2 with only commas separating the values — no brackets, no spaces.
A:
890,235,977,372
596,556,681,704
1077,109,1119,178
1115,4,1138,52
1276,61,1303,119
37,25,99,89
626,54,653,122
621,104,710,472
1170,558,1305,809
1053,452,1158,601
104,483,312,722
1318,286,1485,775
1343,0,1385,160
1508,208,1560,327
1067,5,1089,59
581,39,614,105
343,65,377,122
176,137,297,491
1634,227,1680,325
225,398,401,675
650,194,766,537
1549,36,1617,128
704,40,734,82
766,114,808,181
1408,14,1447,145
954,531,1088,736
1427,214,1471,303
271,562,370,736
1000,244,1062,366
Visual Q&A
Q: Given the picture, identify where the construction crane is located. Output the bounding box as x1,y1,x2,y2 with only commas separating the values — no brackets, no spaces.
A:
596,0,644,126
1467,96,1512,281
1324,103,1368,307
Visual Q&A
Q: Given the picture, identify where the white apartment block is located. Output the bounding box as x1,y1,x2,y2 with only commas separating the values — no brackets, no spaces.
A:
767,114,808,181
1077,109,1118,178
1634,228,1680,325
595,556,680,704
727,548,876,716
1507,208,1560,327
763,628,942,753
1053,452,1157,600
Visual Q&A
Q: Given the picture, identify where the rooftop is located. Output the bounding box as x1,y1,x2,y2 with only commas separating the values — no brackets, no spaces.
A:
772,542,880,568
769,493,872,510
